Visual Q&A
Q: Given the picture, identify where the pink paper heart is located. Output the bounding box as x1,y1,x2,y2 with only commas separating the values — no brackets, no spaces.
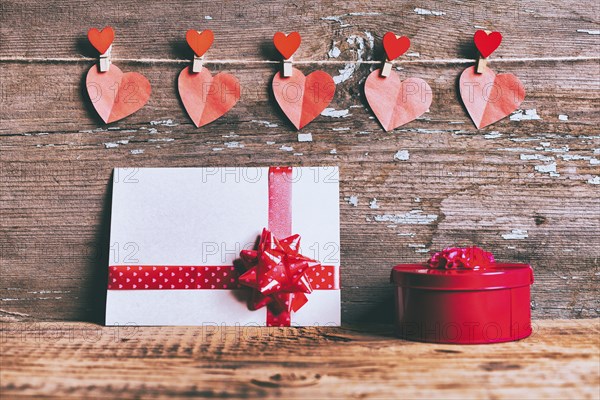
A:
178,66,240,128
364,70,433,131
460,66,525,129
86,64,151,123
272,67,335,130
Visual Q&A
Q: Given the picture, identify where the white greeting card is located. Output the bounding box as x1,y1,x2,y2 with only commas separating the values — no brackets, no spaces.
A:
105,167,340,326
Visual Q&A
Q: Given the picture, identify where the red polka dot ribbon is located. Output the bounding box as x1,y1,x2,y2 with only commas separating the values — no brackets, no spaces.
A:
107,167,340,327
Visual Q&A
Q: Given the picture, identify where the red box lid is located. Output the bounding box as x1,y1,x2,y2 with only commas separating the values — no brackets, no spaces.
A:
391,263,534,291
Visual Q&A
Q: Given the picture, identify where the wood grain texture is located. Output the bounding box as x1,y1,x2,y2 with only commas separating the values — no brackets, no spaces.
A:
1,319,599,399
0,0,599,324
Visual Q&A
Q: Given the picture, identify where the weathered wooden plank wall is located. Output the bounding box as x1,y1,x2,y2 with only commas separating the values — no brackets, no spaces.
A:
1,0,599,324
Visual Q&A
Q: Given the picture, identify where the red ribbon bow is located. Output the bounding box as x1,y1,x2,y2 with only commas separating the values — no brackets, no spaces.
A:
238,228,320,315
428,246,495,270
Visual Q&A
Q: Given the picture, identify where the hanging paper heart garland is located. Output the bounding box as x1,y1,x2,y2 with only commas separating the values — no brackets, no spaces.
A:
178,29,240,128
273,32,301,60
474,30,503,58
460,30,526,129
273,68,335,130
179,67,240,128
86,27,151,123
271,32,335,130
88,27,114,54
185,29,214,57
382,32,410,61
365,32,433,131
365,74,432,131
460,66,525,129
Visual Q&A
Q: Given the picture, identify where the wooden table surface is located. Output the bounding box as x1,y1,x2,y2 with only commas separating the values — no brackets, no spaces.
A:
0,1,599,397
1,319,599,399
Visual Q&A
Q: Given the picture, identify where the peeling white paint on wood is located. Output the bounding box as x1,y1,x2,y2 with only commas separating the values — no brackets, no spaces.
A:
279,145,293,152
536,142,569,153
225,141,244,148
251,120,278,128
374,210,438,225
321,108,351,118
521,154,555,162
576,29,600,35
559,114,569,121
414,7,446,16
510,109,541,121
330,149,337,154
328,41,341,58
558,154,600,165
394,150,410,161
147,138,175,142
535,162,559,177
369,198,380,209
320,12,382,27
150,119,178,127
484,131,502,139
502,229,529,240
332,35,369,84
297,133,313,142
498,147,537,152
364,31,374,58
332,127,350,131
333,63,356,84
587,176,600,185
345,195,359,207
130,149,144,155
103,142,119,149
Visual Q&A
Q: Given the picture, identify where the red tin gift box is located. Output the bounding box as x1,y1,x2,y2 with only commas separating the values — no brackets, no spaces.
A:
391,263,534,344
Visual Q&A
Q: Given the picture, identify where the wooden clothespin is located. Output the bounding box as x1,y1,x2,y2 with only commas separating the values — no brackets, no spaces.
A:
192,54,204,73
380,58,393,77
474,30,503,74
87,27,115,73
283,57,293,77
99,45,112,72
476,30,491,74
185,29,214,73
381,32,410,78
273,32,301,78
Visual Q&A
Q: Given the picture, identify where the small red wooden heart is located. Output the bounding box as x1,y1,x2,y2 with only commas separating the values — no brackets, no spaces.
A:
365,70,432,131
383,32,410,60
178,66,241,128
86,64,151,123
459,66,525,129
272,68,335,130
273,32,301,59
88,27,115,54
474,30,502,58
186,29,214,57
